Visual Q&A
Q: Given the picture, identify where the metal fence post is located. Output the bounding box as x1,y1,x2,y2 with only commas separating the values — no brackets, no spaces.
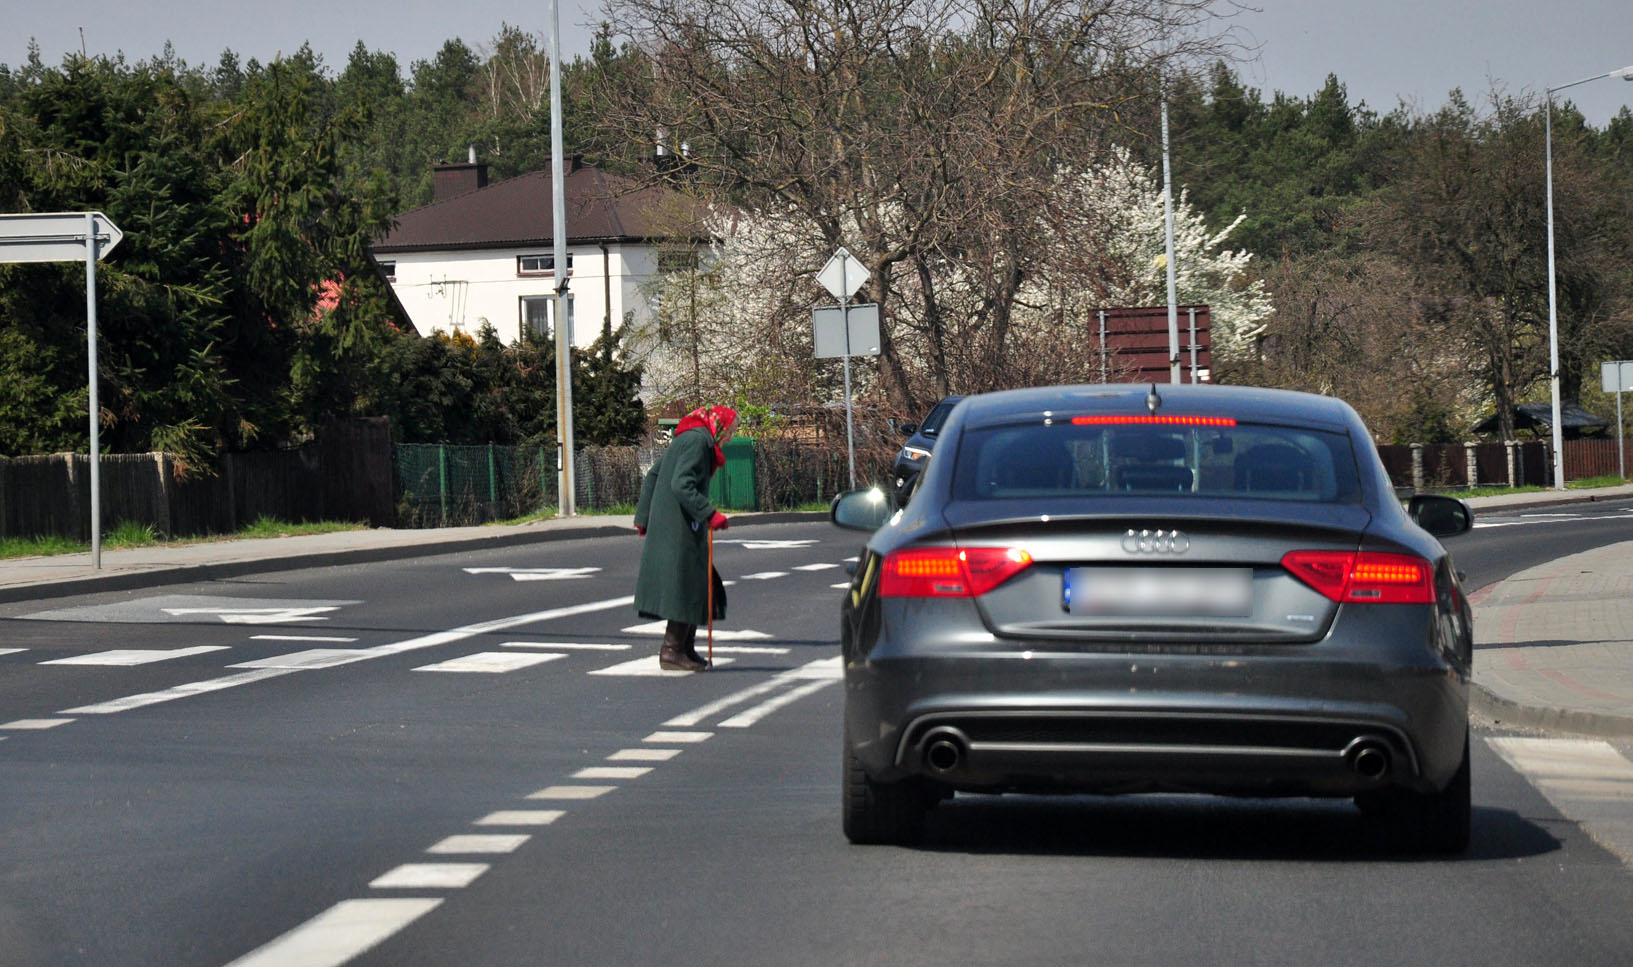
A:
438,445,448,526
487,443,497,518
1410,443,1424,492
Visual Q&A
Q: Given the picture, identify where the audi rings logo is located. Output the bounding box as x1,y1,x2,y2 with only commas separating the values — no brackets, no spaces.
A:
1122,528,1190,554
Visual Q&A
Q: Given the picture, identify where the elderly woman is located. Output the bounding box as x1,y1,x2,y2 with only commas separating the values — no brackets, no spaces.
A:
633,405,737,672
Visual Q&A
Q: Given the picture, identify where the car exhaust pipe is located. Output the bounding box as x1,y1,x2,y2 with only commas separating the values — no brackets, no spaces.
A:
921,728,968,774
1344,738,1391,780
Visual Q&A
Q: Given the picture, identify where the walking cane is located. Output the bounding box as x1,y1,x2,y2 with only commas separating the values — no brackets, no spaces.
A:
706,526,715,666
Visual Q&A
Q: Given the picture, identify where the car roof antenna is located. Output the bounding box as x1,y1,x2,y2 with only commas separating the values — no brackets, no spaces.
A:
1146,383,1162,415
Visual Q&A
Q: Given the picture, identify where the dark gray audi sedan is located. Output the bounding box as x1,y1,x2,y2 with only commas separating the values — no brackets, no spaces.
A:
831,384,1474,851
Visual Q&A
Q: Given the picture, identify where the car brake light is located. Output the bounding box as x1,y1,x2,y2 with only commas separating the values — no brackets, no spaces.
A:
879,547,1033,597
1070,415,1236,426
1280,550,1435,604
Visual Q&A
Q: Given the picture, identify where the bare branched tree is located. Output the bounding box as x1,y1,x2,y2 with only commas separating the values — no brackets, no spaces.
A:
594,0,1238,415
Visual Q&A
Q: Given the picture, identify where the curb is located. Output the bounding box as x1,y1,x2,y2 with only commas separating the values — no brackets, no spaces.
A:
0,511,829,606
1471,683,1633,740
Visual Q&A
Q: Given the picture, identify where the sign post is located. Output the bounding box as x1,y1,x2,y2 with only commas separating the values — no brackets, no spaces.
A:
1602,359,1633,481
0,212,123,567
815,247,871,488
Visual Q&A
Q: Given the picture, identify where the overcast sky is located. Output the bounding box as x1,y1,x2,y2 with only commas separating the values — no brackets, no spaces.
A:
6,1,1633,124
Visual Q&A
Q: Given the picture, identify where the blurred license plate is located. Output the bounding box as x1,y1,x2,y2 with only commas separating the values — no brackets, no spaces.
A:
1063,567,1252,617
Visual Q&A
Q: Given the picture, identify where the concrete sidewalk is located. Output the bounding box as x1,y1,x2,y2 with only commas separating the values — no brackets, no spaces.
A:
3,487,1633,737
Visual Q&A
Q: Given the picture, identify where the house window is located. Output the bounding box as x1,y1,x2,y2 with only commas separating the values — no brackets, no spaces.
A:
518,253,573,276
521,294,573,340
377,260,396,281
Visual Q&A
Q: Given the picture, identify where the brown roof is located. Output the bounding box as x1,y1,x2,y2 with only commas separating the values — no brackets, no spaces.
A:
372,164,712,254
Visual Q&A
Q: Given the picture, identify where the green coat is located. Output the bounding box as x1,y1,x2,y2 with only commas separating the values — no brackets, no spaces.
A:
633,427,727,625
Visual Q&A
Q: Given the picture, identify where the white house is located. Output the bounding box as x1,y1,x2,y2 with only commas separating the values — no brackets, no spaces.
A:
370,156,710,349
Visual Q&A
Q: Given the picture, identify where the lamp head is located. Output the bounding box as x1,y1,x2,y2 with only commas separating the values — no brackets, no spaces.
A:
1613,65,1633,82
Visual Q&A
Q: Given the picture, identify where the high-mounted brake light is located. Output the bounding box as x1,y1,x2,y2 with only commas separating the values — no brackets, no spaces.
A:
1280,550,1435,604
880,546,1033,598
1070,415,1236,427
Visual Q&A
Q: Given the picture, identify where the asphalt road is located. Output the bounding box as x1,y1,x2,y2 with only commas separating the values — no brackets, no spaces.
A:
2,511,1632,966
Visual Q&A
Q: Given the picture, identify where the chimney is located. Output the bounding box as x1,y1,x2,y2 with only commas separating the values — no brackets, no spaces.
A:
432,147,489,202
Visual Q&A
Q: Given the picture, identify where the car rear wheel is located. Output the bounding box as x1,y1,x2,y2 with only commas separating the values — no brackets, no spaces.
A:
1356,730,1470,854
843,732,929,845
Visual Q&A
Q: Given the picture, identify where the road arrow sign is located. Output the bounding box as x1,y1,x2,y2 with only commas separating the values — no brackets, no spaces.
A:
0,211,122,263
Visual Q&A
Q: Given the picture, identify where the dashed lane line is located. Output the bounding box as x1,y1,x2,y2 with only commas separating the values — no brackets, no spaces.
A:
474,810,564,826
427,834,530,855
0,648,26,657
370,864,488,889
223,898,442,967
608,748,681,762
1,718,74,730
527,785,614,800
572,766,651,780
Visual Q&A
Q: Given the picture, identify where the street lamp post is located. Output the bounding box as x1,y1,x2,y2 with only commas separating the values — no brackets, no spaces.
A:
1544,64,1633,489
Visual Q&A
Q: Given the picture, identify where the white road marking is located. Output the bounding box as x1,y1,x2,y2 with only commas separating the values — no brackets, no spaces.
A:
251,634,358,643
661,657,842,727
620,620,771,640
0,648,26,656
161,605,341,624
739,571,789,580
830,582,850,589
1,718,73,730
369,595,635,657
608,748,680,762
662,677,789,727
413,652,565,673
644,731,712,744
719,679,838,728
794,562,840,571
223,898,441,967
230,649,374,670
500,641,630,651
1491,736,1633,867
475,810,564,826
588,656,736,676
573,766,651,780
711,538,820,549
41,646,229,666
371,863,489,889
463,566,601,581
61,668,298,714
427,834,530,854
528,785,614,800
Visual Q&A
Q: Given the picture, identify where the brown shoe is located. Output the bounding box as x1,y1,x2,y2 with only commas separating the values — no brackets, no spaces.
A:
659,621,708,672
659,641,708,672
681,625,712,669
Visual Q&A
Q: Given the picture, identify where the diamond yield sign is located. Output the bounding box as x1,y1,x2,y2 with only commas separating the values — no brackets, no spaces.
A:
817,247,868,301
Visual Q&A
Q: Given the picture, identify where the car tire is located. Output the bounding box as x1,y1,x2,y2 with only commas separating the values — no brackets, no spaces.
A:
843,733,928,845
1357,730,1471,854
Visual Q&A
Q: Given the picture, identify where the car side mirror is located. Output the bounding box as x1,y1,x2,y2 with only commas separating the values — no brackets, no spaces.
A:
1407,494,1473,538
831,487,895,531
898,422,918,437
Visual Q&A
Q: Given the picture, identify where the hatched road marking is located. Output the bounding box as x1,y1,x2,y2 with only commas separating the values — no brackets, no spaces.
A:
1490,736,1633,868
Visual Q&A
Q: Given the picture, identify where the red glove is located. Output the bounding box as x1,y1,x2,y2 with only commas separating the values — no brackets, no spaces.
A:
635,525,646,537
709,511,729,531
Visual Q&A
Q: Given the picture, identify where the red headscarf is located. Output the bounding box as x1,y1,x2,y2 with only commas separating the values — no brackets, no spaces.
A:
673,405,738,467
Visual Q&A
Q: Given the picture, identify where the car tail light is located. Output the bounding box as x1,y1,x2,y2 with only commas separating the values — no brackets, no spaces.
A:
880,546,1033,597
1280,550,1435,604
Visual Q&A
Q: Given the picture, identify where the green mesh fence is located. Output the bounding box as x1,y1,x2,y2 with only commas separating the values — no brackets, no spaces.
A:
392,440,888,527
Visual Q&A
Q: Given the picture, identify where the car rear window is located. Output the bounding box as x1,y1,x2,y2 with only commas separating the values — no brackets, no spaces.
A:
950,421,1362,504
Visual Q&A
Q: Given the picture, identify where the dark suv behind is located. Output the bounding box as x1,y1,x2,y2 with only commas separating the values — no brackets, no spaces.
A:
891,395,962,501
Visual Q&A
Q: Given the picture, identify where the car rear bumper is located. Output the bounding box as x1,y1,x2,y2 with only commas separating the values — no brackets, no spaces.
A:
844,648,1468,797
